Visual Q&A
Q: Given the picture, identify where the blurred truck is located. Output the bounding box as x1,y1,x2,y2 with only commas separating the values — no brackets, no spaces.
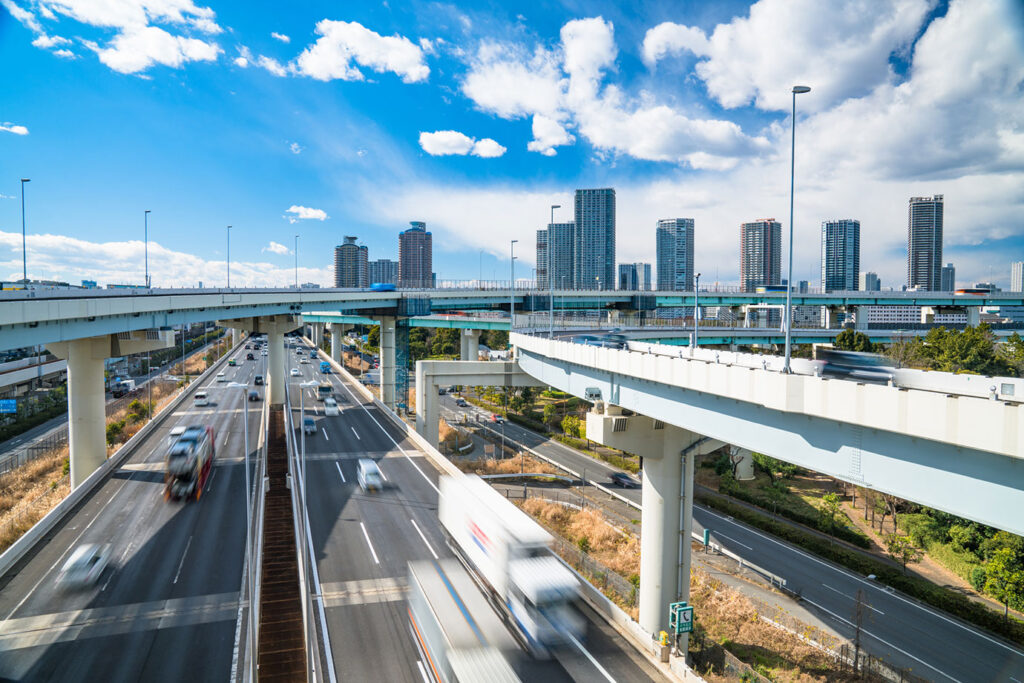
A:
164,425,215,501
438,475,584,657
407,558,521,683
110,379,136,398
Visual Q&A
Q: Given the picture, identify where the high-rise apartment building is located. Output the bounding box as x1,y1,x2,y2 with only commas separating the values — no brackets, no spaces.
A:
334,236,368,288
820,219,860,292
907,195,944,290
941,263,956,291
618,263,651,291
860,271,881,291
398,221,433,288
1011,261,1023,292
655,218,695,291
740,219,781,292
368,258,398,285
536,222,575,290
573,188,616,290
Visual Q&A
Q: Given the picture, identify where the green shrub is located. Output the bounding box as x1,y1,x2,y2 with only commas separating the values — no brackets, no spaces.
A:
970,566,987,591
927,541,982,583
105,420,126,445
901,513,944,548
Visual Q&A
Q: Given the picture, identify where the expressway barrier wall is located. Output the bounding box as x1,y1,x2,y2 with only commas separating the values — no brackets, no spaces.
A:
0,336,241,578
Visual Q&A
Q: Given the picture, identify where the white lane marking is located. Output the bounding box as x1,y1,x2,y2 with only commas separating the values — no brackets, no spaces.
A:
714,531,752,551
359,522,380,565
173,535,193,584
206,468,218,492
801,596,962,683
415,660,430,683
378,465,388,482
822,583,885,615
568,633,616,682
410,518,438,560
699,507,1023,657
322,427,329,440
350,427,360,440
335,462,346,483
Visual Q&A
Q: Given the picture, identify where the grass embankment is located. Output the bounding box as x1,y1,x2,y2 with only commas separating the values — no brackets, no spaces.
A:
456,452,560,477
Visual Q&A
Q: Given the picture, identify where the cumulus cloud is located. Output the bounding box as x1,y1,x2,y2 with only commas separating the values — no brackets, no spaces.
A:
641,0,933,111
257,54,287,76
419,130,506,157
233,45,252,67
527,116,575,156
88,25,221,74
285,205,329,222
262,241,291,255
31,34,71,49
271,32,290,43
289,141,303,154
0,123,29,135
292,20,429,83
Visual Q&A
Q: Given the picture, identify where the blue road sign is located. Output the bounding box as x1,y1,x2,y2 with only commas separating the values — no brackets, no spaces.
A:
0,399,17,414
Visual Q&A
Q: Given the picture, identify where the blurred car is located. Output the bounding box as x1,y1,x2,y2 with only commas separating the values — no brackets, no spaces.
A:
168,425,186,448
610,472,639,488
491,414,505,424
816,349,895,384
454,398,468,407
216,371,226,382
248,390,260,402
227,359,236,366
261,349,267,356
437,387,447,395
254,375,264,385
58,543,111,588
323,397,339,416
300,358,310,364
303,417,316,434
290,368,301,377
357,458,384,491
246,353,255,360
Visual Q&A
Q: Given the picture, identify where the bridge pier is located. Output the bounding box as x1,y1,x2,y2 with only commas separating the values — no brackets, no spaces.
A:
380,316,397,410
218,315,301,406
47,330,174,488
459,329,481,361
330,324,346,364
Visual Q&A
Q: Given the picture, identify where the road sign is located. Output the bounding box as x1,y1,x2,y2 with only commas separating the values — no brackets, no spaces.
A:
0,399,16,414
669,601,694,634
484,444,495,457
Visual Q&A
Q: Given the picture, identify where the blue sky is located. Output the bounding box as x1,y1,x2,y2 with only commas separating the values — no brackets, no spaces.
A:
1,0,1022,289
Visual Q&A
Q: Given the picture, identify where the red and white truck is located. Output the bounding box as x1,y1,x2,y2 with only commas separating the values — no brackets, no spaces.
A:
164,425,215,501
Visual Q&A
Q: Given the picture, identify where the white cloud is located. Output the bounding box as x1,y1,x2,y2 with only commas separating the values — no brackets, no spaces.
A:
285,205,329,222
31,34,71,49
0,123,29,135
53,48,76,59
0,0,42,33
271,32,290,43
233,45,253,67
262,241,291,255
419,37,434,54
419,130,506,157
642,0,933,112
462,42,565,120
289,141,303,154
42,0,222,35
90,25,221,74
527,116,575,156
292,20,429,83
257,54,287,77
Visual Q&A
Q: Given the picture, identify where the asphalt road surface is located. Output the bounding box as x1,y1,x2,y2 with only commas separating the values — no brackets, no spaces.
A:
441,393,1024,683
0,344,263,682
286,339,665,682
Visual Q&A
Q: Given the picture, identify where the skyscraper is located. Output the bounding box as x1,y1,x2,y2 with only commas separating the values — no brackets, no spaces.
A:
398,221,432,288
859,272,881,291
1011,261,1023,292
618,263,651,291
334,236,368,288
368,258,398,285
740,219,781,292
907,195,944,290
820,219,860,292
941,263,956,291
655,218,695,291
536,222,574,290
573,188,615,290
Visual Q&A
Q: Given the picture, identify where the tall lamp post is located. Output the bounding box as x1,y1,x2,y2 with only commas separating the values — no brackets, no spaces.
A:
510,240,518,329
693,272,701,353
548,204,560,338
20,178,30,283
144,210,151,288
228,381,255,679
784,85,811,374
226,225,232,288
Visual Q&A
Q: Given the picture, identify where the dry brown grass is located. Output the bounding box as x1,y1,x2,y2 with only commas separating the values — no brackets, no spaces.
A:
458,453,561,476
0,447,70,553
520,498,640,577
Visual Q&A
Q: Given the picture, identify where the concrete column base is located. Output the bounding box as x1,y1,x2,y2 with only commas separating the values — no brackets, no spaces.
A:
380,316,397,410
268,330,285,405
460,329,481,361
330,325,344,364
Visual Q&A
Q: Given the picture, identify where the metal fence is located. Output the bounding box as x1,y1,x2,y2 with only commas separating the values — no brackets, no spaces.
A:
0,429,69,477
548,532,637,607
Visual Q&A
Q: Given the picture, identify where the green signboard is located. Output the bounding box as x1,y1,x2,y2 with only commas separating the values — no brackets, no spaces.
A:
669,601,695,634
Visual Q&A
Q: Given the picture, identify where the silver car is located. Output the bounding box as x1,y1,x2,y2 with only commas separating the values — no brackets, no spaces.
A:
58,543,111,588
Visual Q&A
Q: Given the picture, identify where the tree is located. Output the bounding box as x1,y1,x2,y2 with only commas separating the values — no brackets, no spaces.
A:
983,548,1024,618
542,403,558,430
884,335,928,369
819,492,842,541
834,329,874,353
885,533,923,574
751,452,798,483
367,325,380,349
998,332,1024,377
561,415,582,438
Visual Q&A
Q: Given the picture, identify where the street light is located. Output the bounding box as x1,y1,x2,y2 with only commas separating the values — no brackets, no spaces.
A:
144,210,151,288
20,178,30,283
693,272,701,353
784,85,811,374
510,240,518,329
548,204,560,338
226,225,232,288
227,381,255,679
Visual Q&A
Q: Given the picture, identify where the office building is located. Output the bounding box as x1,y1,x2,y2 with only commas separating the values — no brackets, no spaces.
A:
740,219,782,292
973,282,1000,292
820,219,860,292
573,188,616,290
334,236,368,288
655,218,695,291
860,272,881,291
907,195,944,290
536,222,575,290
368,258,398,286
1011,261,1023,292
398,221,433,288
618,263,651,291
941,263,956,291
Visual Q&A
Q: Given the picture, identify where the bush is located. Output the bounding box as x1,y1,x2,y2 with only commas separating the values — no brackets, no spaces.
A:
970,566,987,591
713,453,732,476
106,420,126,445
901,513,944,548
927,540,982,583
507,412,547,433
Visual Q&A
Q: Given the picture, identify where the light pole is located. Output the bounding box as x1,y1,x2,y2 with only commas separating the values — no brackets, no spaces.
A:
226,225,232,288
510,240,518,329
20,178,30,283
144,210,151,288
693,272,701,353
549,204,560,338
784,85,811,374
294,235,299,288
228,381,255,678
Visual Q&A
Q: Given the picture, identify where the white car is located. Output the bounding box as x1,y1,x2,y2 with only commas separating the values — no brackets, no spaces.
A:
168,425,186,448
216,371,226,382
323,397,339,416
58,543,111,588
300,358,310,364
193,391,209,407
357,459,383,492
261,350,268,356
290,368,301,377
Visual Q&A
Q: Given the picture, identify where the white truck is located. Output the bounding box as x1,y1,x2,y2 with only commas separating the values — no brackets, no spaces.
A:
438,475,584,656
407,558,521,683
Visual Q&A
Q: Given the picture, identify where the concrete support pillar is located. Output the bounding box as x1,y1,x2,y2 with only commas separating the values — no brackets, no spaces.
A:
731,445,755,480
852,306,868,332
460,329,481,361
380,316,397,409
331,324,344,364
640,433,683,636
415,363,439,448
678,444,696,655
268,330,285,405
63,339,107,489
231,328,240,347
966,306,981,327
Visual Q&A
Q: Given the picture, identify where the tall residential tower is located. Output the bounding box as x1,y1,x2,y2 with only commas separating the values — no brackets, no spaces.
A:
334,236,368,288
655,218,695,291
573,188,616,290
536,222,575,290
740,219,781,292
820,219,860,292
907,195,944,290
398,221,433,288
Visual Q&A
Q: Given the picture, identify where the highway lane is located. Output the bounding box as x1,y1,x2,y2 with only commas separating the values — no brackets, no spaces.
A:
0,343,263,682
287,339,665,683
441,395,1024,682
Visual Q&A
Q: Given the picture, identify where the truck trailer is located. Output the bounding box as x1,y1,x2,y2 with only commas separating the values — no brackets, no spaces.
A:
164,425,215,501
438,475,584,656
